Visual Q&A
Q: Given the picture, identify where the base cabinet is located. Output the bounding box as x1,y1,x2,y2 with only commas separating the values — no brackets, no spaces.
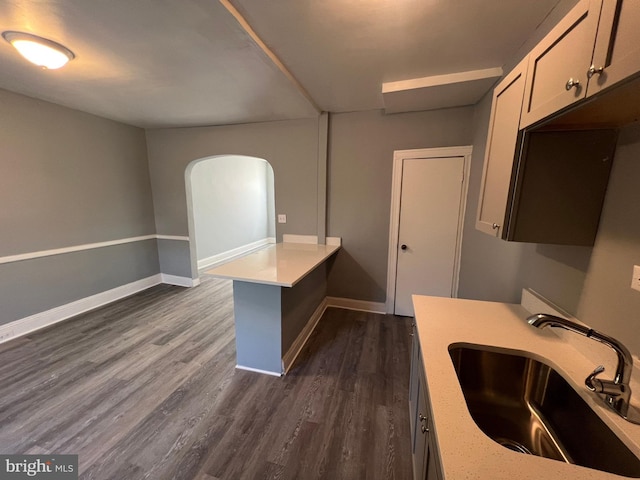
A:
409,326,442,480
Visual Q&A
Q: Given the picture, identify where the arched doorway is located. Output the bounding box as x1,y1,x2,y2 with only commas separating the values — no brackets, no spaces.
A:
185,155,276,280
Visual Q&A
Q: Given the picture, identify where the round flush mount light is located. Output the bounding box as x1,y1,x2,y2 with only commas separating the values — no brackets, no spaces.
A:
2,31,75,69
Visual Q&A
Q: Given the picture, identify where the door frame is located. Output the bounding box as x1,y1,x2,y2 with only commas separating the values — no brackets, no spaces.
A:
386,146,473,314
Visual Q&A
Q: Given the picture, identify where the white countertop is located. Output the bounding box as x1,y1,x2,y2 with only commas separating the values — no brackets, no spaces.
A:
204,242,340,287
413,295,640,480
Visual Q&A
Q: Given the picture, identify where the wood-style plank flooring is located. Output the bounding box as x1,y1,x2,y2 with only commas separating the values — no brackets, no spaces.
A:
0,276,413,479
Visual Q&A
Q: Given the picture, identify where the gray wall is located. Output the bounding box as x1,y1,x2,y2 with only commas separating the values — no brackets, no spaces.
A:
0,241,159,323
145,118,319,278
0,88,158,325
458,91,640,356
457,94,592,313
456,0,591,310
146,107,477,296
326,108,475,303
577,123,640,354
458,99,640,355
320,0,582,308
190,156,275,262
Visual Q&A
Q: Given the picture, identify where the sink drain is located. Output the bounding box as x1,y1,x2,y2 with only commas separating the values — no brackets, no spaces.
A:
495,438,532,455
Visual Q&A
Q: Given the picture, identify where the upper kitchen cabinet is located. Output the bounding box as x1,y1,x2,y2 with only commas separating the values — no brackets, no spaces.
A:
476,58,528,237
520,0,603,129
587,0,640,96
504,128,617,246
477,121,617,246
475,0,640,246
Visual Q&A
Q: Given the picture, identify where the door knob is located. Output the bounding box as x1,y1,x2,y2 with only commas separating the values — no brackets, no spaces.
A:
401,244,407,250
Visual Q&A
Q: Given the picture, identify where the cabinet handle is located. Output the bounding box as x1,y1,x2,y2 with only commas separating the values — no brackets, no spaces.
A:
565,78,580,91
587,65,604,79
492,223,500,230
419,413,429,433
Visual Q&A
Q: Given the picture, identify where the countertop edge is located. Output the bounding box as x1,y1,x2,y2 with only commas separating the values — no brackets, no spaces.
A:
288,243,340,287
205,242,340,287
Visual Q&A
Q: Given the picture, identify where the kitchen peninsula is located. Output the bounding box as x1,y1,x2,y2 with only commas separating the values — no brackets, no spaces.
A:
206,240,340,376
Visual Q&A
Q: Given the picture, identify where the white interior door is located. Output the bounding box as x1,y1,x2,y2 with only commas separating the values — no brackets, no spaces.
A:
394,156,465,316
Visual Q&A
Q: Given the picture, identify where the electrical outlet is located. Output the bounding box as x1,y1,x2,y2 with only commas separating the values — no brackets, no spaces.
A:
278,214,287,224
632,265,640,292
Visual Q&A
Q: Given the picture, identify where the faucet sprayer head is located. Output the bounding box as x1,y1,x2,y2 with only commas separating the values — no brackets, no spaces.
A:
527,313,591,336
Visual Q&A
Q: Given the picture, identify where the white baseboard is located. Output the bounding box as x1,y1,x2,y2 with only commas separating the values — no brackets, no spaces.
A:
161,274,200,288
326,296,386,314
0,274,163,345
0,272,209,345
197,237,275,271
282,298,328,374
235,365,282,377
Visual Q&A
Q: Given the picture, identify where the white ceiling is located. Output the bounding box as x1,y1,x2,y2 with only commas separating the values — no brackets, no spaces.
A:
0,0,565,128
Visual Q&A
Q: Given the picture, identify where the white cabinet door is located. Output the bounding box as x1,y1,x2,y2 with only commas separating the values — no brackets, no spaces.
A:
413,378,429,480
408,326,420,447
588,0,640,96
476,57,528,238
410,332,443,480
520,0,603,128
426,439,442,480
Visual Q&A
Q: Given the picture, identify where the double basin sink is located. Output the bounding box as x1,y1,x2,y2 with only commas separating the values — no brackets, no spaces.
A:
449,345,640,477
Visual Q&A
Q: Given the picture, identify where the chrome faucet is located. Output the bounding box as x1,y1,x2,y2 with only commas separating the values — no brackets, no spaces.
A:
528,313,640,424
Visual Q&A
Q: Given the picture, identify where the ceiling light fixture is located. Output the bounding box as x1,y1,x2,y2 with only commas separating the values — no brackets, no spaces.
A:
2,31,75,69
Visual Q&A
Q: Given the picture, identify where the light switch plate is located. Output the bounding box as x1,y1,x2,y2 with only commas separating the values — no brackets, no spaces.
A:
278,214,287,224
632,265,640,292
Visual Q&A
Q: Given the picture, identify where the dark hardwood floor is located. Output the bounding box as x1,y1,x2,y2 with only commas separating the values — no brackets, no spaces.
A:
0,276,413,479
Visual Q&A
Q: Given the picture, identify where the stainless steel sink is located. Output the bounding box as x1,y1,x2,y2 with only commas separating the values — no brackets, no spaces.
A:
449,344,640,477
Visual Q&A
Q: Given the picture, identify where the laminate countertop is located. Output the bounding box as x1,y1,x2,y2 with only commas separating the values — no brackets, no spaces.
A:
205,242,339,287
413,295,640,480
